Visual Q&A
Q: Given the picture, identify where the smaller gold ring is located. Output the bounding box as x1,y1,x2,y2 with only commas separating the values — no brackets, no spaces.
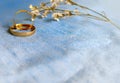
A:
9,24,36,37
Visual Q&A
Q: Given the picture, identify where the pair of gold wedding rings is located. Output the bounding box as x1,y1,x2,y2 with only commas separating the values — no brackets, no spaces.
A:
9,23,36,37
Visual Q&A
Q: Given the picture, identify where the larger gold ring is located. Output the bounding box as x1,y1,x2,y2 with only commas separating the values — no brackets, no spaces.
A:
9,24,36,37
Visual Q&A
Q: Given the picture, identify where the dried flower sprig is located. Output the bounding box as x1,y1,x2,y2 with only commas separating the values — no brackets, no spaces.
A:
16,0,120,29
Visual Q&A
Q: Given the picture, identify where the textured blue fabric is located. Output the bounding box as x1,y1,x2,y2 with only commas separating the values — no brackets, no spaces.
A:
0,0,120,83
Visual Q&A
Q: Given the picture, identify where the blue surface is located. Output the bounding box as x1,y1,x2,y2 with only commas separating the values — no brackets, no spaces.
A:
0,0,120,83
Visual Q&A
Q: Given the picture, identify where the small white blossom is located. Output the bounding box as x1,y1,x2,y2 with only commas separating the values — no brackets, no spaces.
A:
74,9,80,15
31,10,40,16
52,13,63,21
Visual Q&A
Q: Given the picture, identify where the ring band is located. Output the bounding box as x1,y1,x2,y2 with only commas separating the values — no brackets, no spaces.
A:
9,24,36,37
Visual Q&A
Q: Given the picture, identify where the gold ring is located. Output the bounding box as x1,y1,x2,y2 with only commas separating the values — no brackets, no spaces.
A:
9,24,36,37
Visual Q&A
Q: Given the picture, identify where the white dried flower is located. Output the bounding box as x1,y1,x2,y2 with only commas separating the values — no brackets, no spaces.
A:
64,10,72,16
31,10,40,16
52,13,63,21
51,0,64,3
74,9,80,15
29,4,33,9
29,4,38,11
65,0,74,5
42,10,50,18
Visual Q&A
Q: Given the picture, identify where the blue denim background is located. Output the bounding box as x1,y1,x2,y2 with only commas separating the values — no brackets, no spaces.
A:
0,0,120,83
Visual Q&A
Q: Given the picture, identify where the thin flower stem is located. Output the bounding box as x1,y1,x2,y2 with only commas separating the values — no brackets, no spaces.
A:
77,14,108,21
54,8,120,30
55,8,72,12
71,1,110,21
70,1,120,29
109,21,120,30
55,8,108,21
